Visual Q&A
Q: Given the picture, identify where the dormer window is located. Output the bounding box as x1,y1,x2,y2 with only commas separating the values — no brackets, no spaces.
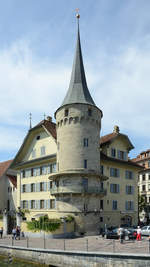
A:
64,109,69,117
117,150,127,160
88,108,92,116
111,148,116,158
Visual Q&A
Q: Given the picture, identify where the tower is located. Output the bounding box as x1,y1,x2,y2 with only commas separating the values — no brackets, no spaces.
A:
50,14,106,235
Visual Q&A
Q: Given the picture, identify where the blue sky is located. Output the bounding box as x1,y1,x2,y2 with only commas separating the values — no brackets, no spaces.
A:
0,0,150,161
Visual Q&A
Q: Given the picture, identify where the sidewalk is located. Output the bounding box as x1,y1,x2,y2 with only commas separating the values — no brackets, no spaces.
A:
0,235,149,254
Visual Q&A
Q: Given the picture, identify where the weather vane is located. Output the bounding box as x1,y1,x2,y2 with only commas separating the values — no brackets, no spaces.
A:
75,8,80,19
29,113,32,129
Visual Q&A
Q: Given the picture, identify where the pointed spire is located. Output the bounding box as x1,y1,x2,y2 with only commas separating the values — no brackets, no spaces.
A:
61,12,95,107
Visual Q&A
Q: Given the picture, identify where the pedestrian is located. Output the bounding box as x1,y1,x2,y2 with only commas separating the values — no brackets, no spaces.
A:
12,227,16,240
118,226,124,243
0,227,3,238
136,226,141,241
16,226,20,240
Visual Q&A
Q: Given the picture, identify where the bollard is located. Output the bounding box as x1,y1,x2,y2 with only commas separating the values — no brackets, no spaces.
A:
26,236,29,248
86,239,88,252
64,239,66,250
113,239,115,252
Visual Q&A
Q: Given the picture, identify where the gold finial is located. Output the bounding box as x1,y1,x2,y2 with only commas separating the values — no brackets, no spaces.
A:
75,8,80,19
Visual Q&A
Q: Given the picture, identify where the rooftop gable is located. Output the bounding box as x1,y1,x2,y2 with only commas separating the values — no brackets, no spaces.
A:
10,119,56,169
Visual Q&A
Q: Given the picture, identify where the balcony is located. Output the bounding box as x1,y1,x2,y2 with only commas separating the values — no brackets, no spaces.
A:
50,186,107,196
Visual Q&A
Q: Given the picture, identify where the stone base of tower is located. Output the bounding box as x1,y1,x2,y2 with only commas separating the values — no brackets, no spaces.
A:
49,172,107,236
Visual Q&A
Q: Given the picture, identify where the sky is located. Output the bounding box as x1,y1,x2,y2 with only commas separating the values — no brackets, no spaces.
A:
0,0,150,162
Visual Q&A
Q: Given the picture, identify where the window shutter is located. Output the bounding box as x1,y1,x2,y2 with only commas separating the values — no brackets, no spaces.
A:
21,185,23,193
132,186,134,194
36,183,40,192
26,201,28,209
117,184,119,193
112,200,114,210
124,152,127,160
110,168,113,177
47,182,50,191
110,184,113,193
125,201,128,210
47,199,50,209
117,169,120,177
44,200,47,209
131,202,134,210
126,185,128,194
54,199,56,209
38,200,40,209
29,200,31,209
117,150,120,159
44,182,47,192
20,201,23,209
26,184,29,193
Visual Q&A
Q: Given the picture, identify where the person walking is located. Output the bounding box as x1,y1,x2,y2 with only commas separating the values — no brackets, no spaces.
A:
0,227,3,238
12,227,17,240
118,226,124,243
136,226,141,241
16,226,20,240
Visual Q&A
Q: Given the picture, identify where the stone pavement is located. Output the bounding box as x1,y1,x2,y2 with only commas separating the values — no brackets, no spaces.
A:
0,235,149,254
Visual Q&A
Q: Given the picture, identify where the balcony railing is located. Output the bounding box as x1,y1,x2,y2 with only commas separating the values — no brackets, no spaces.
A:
50,186,107,195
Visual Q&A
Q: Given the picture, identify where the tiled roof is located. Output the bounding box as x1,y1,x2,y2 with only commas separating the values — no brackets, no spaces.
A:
7,175,17,188
100,133,118,145
0,159,13,177
100,132,134,150
31,119,56,140
101,152,143,169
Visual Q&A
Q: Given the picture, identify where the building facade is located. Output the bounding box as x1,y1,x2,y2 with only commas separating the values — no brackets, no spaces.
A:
100,126,142,227
0,160,17,215
132,149,150,223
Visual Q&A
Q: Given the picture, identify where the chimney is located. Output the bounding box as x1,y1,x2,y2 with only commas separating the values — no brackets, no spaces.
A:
113,125,120,134
47,116,52,122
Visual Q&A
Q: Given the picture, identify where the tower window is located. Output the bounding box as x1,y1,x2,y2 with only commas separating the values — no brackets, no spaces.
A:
36,135,40,140
64,109,69,116
88,109,92,116
83,138,88,147
84,160,87,169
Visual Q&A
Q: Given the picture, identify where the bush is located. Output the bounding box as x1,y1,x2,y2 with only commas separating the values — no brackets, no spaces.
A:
65,215,74,223
26,215,61,232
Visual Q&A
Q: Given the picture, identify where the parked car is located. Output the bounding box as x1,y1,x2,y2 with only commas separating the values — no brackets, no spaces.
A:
102,228,136,240
141,226,150,236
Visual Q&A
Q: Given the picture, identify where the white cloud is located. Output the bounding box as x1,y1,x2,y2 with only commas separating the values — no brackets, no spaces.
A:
0,39,70,126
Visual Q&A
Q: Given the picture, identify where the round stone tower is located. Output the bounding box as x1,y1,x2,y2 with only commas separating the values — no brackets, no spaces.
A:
50,16,106,235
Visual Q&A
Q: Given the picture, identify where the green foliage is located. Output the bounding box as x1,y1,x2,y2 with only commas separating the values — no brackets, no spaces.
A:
65,215,74,223
0,215,3,220
139,194,147,212
20,209,30,217
26,215,61,232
